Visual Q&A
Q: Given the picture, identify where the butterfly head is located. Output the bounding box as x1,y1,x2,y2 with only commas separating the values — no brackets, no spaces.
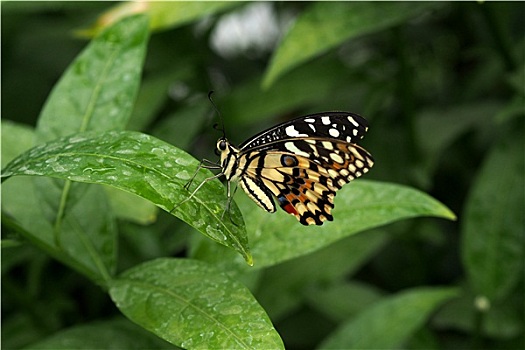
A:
216,137,240,170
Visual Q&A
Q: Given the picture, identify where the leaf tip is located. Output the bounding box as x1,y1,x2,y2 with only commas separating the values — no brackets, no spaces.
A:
442,207,457,221
244,252,254,266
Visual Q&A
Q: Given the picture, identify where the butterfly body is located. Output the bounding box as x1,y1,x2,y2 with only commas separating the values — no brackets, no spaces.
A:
214,112,374,226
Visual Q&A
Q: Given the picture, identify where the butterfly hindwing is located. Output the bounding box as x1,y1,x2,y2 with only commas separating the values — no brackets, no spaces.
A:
238,175,276,213
239,135,373,225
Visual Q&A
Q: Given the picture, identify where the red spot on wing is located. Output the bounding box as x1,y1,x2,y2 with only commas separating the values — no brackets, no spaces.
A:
283,202,298,215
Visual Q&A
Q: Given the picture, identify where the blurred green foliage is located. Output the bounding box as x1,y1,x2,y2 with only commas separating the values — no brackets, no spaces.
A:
2,2,523,349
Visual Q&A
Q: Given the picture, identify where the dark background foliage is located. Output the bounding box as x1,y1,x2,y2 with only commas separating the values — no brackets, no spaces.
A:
2,2,523,349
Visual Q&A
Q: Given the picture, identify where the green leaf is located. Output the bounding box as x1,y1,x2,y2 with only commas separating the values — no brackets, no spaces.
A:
128,68,194,131
105,186,158,225
80,1,240,36
433,293,524,339
255,230,388,321
1,131,251,264
23,318,175,350
36,14,149,141
2,122,113,283
193,180,455,270
263,2,442,88
109,258,284,349
1,121,35,166
417,102,505,179
220,55,366,127
151,102,210,149
146,1,241,32
2,176,115,285
15,15,150,284
318,287,459,349
305,281,384,322
462,123,525,301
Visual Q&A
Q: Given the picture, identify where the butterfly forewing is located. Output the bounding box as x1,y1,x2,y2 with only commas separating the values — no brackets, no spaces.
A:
239,112,369,151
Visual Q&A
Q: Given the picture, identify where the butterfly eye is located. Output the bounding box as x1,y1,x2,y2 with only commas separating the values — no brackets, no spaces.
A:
217,139,227,151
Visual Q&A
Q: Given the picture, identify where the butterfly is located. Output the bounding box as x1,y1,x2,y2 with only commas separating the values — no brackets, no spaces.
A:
183,112,374,226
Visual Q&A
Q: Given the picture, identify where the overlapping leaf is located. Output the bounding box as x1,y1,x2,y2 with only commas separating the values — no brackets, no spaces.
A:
2,15,150,284
1,131,251,264
319,287,459,349
192,180,456,270
263,2,443,88
462,123,524,301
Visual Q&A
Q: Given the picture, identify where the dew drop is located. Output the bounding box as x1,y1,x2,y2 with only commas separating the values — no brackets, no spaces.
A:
151,147,166,157
206,225,227,242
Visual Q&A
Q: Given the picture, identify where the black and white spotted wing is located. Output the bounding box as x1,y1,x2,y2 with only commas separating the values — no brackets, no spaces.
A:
238,112,369,151
186,112,374,226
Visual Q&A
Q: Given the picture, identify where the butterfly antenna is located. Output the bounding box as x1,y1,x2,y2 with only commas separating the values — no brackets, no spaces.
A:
208,91,226,138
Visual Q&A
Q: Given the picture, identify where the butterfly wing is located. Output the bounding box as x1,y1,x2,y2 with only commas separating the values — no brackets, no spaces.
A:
239,137,374,225
239,112,369,151
235,112,373,225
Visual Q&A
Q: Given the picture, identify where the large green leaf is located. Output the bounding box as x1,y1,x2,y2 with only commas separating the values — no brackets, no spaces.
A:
1,131,251,264
263,2,442,88
109,258,284,349
192,180,456,270
318,287,459,349
462,122,524,301
24,15,149,284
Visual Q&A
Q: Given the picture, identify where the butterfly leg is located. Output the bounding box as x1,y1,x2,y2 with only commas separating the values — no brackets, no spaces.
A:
183,158,221,191
221,182,240,226
170,171,223,214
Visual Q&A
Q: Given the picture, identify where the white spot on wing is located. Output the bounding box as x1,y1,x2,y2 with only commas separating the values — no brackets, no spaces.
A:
348,116,359,127
321,116,331,125
322,141,333,149
285,142,310,157
285,125,307,137
330,152,344,163
329,128,340,138
305,118,315,123
328,169,338,178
